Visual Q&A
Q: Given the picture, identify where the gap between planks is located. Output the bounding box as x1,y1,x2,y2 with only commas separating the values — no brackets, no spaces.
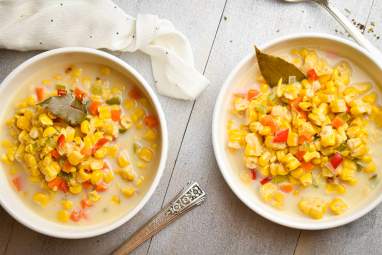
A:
144,0,229,254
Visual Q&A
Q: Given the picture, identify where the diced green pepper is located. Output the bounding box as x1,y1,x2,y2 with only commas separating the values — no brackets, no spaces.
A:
106,97,121,105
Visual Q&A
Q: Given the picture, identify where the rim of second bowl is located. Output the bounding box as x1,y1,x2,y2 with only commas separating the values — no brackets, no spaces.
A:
0,47,168,238
212,32,382,230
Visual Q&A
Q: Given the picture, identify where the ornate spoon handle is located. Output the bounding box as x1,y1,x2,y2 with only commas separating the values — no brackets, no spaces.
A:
112,181,207,255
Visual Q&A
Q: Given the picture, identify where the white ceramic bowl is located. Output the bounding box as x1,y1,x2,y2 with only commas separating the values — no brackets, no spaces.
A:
212,33,382,230
0,47,168,238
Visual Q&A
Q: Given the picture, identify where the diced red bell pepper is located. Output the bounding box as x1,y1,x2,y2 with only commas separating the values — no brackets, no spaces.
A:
70,210,81,222
260,115,277,133
332,117,344,129
59,180,69,193
247,89,259,100
111,109,121,122
307,69,318,81
12,176,22,192
95,182,108,192
298,132,313,145
273,129,289,143
81,199,92,209
35,87,45,101
74,87,86,101
295,150,306,162
82,181,93,190
250,169,257,180
57,88,67,96
279,183,294,193
260,176,272,185
57,134,65,148
330,152,343,169
128,87,142,99
301,162,314,171
92,138,109,154
88,101,100,116
144,115,159,128
51,149,60,159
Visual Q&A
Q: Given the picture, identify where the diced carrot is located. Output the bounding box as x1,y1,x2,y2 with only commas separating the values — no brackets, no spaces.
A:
95,182,108,192
260,115,277,133
332,117,344,129
307,69,318,81
74,87,86,101
70,210,81,222
298,132,313,144
111,109,121,122
12,177,22,192
51,149,60,159
144,115,159,128
279,183,294,193
247,89,259,100
88,101,100,116
301,162,314,171
128,87,142,99
295,150,306,162
35,87,45,101
81,199,92,209
92,138,109,154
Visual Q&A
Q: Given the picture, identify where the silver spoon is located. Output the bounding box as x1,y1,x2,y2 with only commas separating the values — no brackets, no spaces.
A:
283,0,382,64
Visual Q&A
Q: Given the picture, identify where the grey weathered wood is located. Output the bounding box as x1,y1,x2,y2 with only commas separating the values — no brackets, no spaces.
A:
148,0,377,255
0,0,381,255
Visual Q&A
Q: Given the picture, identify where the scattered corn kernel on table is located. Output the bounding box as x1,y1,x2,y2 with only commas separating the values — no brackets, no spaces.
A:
1,1,382,254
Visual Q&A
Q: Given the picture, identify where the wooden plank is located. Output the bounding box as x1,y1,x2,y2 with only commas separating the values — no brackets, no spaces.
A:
0,1,226,254
148,0,374,254
295,1,382,254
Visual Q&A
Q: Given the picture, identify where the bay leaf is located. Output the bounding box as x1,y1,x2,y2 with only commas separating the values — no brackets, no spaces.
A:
39,93,87,126
255,46,305,87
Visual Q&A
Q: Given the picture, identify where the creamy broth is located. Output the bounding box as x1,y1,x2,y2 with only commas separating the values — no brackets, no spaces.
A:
0,63,161,225
225,47,382,219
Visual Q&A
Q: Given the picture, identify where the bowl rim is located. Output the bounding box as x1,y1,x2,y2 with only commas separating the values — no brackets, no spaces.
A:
212,32,382,230
0,47,168,238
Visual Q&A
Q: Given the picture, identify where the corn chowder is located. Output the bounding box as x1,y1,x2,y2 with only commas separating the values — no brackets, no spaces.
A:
0,63,161,225
226,48,382,220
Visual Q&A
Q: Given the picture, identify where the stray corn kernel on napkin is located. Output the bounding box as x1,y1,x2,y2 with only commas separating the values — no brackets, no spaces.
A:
0,0,209,100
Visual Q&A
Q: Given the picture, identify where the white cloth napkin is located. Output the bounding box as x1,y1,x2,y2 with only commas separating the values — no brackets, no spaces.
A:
0,0,209,100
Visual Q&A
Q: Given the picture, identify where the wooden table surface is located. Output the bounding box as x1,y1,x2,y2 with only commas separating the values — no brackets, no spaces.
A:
1,0,382,254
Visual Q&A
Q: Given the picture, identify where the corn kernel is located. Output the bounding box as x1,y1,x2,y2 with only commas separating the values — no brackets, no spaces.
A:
91,170,104,184
33,192,49,207
67,151,83,166
89,190,101,202
298,197,327,219
69,184,82,194
61,200,73,210
57,210,70,222
112,195,120,204
137,147,153,162
39,113,53,126
121,186,136,198
43,127,57,137
329,198,348,215
117,151,130,167
80,120,91,134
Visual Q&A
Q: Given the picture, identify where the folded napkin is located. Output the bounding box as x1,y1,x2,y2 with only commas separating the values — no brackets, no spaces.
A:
0,0,209,100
